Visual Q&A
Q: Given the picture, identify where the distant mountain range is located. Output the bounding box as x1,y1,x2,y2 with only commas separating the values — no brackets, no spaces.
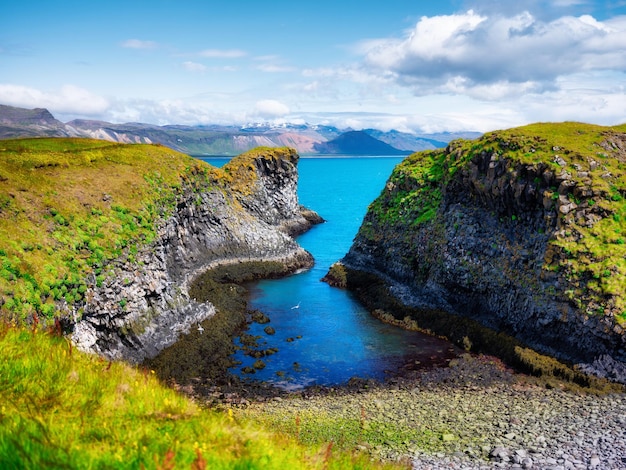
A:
313,130,410,155
0,104,481,156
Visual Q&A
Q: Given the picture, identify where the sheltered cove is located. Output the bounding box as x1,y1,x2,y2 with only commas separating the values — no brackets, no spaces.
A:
1,135,623,392
3,134,626,468
329,122,626,388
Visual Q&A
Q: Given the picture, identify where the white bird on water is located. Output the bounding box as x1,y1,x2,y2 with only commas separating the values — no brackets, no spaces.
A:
197,324,204,334
291,301,301,310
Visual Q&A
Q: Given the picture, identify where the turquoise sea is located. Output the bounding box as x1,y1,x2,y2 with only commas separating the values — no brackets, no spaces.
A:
200,156,457,389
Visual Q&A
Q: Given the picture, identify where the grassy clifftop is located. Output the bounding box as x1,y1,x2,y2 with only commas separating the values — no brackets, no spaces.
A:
0,325,396,469
0,139,301,324
366,122,626,323
0,138,221,322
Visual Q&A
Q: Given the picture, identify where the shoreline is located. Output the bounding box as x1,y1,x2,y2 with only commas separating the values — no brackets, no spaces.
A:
146,256,626,469
152,255,624,398
230,353,626,469
323,263,626,394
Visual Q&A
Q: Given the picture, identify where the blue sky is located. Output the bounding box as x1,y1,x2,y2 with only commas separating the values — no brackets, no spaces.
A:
2,0,626,133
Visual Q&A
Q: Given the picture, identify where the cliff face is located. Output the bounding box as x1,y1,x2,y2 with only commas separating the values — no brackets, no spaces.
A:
341,123,626,380
68,147,317,363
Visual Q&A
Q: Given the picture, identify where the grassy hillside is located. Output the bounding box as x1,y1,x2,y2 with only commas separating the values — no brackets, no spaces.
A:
367,122,626,322
0,138,225,322
0,139,400,469
0,326,397,469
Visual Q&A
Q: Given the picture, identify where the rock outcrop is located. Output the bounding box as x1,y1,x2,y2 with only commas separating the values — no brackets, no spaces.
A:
337,122,626,382
72,147,319,363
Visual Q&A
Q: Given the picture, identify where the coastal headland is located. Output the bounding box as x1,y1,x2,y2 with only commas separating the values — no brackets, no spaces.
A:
2,131,626,469
326,122,626,386
0,139,321,373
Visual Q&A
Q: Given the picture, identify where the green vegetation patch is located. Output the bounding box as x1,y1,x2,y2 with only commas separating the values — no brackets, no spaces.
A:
221,146,299,195
0,138,223,322
0,326,394,469
366,150,448,230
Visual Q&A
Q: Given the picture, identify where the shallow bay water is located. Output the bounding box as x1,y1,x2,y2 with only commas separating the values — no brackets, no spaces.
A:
201,156,458,389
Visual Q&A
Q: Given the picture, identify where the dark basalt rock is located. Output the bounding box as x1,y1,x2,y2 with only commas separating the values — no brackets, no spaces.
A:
337,123,626,383
72,147,320,365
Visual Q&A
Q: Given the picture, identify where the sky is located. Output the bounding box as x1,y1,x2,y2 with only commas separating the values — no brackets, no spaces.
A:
2,0,626,134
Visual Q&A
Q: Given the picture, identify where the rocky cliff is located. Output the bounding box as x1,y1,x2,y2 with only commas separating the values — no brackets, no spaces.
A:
0,139,318,364
72,147,320,363
336,122,626,382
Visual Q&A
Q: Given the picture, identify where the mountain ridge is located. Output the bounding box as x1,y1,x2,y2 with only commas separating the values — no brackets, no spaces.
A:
0,104,475,155
313,130,412,155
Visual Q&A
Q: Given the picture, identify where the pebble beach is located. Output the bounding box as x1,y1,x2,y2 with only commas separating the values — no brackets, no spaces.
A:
221,354,626,470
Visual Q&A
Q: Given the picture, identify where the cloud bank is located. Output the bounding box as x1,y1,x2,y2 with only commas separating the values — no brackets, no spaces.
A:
360,10,626,100
0,84,109,116
2,8,625,133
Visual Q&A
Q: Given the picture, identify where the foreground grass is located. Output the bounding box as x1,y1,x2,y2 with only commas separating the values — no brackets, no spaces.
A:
0,326,400,469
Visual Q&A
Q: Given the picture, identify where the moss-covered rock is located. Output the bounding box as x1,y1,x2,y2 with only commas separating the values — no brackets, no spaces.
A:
340,122,626,382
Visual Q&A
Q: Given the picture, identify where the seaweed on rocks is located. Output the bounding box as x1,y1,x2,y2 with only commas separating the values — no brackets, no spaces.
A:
332,266,624,394
145,259,311,386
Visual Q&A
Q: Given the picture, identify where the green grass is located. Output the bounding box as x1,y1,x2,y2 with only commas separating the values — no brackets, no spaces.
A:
0,325,399,469
238,404,443,461
0,138,224,322
366,150,446,228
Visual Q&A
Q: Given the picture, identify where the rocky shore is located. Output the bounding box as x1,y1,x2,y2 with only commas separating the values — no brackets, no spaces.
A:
340,123,626,384
221,354,626,470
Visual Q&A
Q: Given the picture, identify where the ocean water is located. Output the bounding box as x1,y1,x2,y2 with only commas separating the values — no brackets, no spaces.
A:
200,156,457,389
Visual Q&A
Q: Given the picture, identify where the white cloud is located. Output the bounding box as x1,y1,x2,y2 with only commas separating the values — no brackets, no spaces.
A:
182,61,207,72
120,39,158,50
256,63,296,73
105,98,250,126
360,10,626,100
0,84,109,115
198,49,246,58
253,100,290,118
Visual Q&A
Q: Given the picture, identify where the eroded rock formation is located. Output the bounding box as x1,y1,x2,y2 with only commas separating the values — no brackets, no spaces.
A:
72,147,319,363
337,123,626,382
